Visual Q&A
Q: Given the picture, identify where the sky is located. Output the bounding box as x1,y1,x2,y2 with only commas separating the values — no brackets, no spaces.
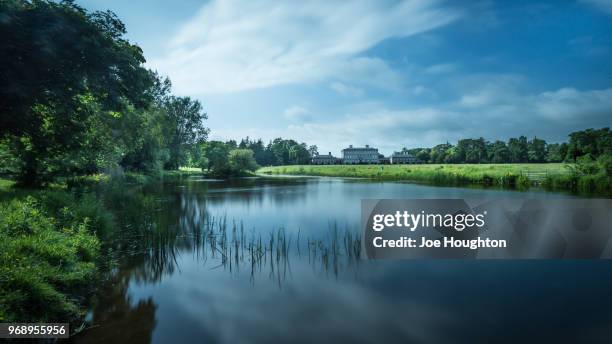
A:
79,0,612,155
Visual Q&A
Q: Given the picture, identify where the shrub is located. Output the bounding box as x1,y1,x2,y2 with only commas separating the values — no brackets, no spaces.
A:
0,196,101,322
228,149,259,176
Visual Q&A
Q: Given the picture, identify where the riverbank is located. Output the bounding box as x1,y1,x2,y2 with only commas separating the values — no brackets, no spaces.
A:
258,163,573,190
0,169,204,324
0,179,106,323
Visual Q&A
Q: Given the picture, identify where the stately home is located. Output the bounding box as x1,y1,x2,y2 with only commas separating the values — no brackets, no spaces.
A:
311,152,338,165
342,145,379,164
390,151,418,164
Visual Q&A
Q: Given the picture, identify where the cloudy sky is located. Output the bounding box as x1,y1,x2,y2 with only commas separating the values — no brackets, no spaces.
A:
80,0,612,155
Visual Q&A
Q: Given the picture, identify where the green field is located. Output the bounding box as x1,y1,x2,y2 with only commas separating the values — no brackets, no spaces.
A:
258,163,571,189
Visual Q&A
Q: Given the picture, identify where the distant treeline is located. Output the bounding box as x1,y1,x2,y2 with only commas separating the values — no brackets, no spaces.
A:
402,127,612,164
182,138,317,177
195,127,611,169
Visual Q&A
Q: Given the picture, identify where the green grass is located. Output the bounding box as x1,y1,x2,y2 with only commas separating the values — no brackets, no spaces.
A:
0,193,103,322
0,177,119,323
0,178,15,191
258,163,571,189
178,166,204,172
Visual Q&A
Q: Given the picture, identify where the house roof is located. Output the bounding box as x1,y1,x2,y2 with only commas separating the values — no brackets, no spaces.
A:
342,147,378,151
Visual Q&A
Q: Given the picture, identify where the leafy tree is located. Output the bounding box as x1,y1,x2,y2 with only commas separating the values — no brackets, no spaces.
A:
546,143,567,163
508,136,529,163
415,149,431,163
228,149,258,175
308,145,319,157
527,137,547,163
488,140,510,163
163,96,209,170
430,143,452,163
444,146,461,163
120,73,173,172
203,141,232,176
226,140,238,149
237,137,273,166
457,138,487,163
289,143,311,164
0,0,154,185
566,128,611,162
266,138,312,165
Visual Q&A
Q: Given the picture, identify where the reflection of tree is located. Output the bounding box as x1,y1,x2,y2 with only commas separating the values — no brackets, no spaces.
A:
70,265,157,344
73,178,364,342
201,177,311,208
141,180,361,285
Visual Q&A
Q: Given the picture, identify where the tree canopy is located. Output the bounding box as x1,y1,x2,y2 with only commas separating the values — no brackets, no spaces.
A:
0,0,208,185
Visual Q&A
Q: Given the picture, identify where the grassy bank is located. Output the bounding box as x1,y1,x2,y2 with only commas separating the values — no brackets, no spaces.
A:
0,183,108,323
258,163,570,189
0,169,201,324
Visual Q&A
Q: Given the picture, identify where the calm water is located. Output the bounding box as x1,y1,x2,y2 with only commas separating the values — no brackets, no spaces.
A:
70,177,612,343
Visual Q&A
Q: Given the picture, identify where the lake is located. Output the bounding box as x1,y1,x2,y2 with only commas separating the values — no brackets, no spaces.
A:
70,176,612,343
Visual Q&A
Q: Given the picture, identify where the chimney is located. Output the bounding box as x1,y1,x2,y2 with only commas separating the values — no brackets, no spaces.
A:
328,152,331,155
349,144,353,148
365,144,369,148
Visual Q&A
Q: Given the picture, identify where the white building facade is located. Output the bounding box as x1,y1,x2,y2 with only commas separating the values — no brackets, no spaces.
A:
341,145,379,164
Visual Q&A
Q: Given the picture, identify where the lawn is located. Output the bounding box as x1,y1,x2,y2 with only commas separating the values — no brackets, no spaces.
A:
257,163,571,188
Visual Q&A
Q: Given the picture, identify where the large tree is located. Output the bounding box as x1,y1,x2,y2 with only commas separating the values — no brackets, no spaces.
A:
527,137,547,163
228,149,258,175
487,140,510,163
0,0,153,185
163,96,209,170
566,127,611,162
508,136,529,163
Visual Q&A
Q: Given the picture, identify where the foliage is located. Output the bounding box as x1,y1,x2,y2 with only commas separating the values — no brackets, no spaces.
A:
163,96,209,170
543,154,612,194
0,195,101,322
0,0,155,186
565,127,612,162
236,137,312,166
228,149,259,175
0,1,209,185
202,141,232,176
197,138,311,177
396,128,610,166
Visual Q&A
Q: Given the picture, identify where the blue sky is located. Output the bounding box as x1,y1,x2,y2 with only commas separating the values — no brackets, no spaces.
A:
80,0,612,155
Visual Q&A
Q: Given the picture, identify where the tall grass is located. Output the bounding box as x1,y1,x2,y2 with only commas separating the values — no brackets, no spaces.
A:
193,216,362,284
0,196,102,322
0,175,124,323
258,163,570,190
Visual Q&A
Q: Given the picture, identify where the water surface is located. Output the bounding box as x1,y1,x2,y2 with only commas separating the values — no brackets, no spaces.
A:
70,177,612,343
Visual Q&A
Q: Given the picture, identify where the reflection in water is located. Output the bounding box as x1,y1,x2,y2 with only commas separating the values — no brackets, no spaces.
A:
69,177,612,343
71,267,157,344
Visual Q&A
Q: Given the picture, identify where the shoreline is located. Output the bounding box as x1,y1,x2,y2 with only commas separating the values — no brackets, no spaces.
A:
256,163,611,195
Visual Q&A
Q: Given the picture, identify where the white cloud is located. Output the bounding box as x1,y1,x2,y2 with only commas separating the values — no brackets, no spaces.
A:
283,106,310,122
424,63,457,74
291,108,468,154
212,83,612,154
411,85,434,97
535,87,612,121
457,74,523,108
330,82,363,97
149,0,459,94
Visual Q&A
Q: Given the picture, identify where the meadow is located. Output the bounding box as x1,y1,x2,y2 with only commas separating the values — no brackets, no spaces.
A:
258,163,572,189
